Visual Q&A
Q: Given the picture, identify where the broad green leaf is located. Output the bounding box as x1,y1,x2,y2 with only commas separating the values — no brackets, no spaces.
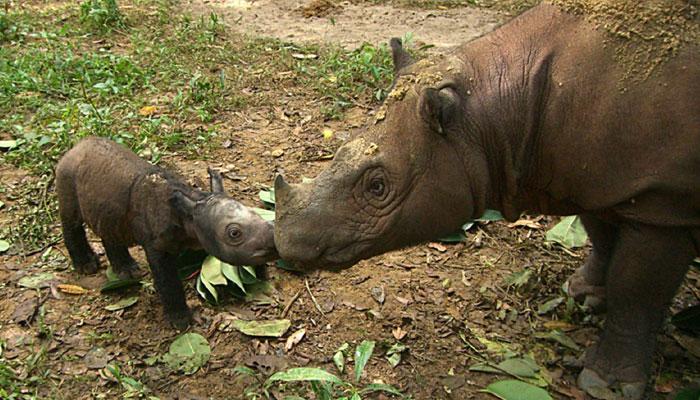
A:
359,383,404,396
0,240,9,253
333,351,345,373
100,278,141,292
18,272,55,289
258,188,276,206
354,340,375,382
105,296,138,311
477,210,504,222
496,358,539,378
221,263,246,292
469,363,501,374
482,379,553,400
243,281,275,304
0,140,17,149
240,266,257,284
266,367,341,386
537,297,564,315
534,330,580,351
231,318,291,337
201,256,228,286
350,394,361,400
252,207,275,222
197,275,219,304
387,352,401,368
545,216,588,249
162,333,211,375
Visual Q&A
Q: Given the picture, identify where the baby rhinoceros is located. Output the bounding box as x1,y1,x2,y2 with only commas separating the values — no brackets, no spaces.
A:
56,137,276,329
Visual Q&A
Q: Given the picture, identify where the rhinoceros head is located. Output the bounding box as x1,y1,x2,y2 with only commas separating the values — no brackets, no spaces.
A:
171,168,277,266
274,39,488,270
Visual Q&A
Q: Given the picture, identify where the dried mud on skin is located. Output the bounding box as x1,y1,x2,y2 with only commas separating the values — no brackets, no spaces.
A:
548,0,700,81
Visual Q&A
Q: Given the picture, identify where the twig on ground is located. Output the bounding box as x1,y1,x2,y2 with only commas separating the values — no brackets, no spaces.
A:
280,289,302,318
305,278,325,317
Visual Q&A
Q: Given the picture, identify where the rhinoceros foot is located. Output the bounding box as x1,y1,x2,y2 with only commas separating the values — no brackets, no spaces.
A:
566,268,606,313
578,368,646,400
114,263,145,281
75,256,100,275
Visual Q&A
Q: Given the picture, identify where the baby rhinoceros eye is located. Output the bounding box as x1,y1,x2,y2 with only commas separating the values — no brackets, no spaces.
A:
226,224,243,242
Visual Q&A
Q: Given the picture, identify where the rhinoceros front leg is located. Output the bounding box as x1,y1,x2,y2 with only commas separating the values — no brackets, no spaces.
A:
144,245,192,330
578,223,693,399
567,214,618,312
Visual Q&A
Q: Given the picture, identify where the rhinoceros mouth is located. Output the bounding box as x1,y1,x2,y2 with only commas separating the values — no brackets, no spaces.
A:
287,239,373,271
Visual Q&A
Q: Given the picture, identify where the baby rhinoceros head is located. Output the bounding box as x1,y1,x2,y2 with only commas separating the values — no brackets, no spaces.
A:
171,168,277,266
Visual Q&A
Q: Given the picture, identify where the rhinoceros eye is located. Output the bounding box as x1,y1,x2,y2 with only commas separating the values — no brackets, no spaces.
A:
226,224,243,242
368,178,385,198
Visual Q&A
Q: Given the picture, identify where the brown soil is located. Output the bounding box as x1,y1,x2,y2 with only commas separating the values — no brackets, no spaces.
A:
1,1,698,400
189,0,505,49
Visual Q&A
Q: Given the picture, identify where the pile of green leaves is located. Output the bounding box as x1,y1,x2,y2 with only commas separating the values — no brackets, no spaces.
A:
237,340,405,399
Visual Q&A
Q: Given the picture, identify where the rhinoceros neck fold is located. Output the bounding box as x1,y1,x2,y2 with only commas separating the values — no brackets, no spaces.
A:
449,12,559,221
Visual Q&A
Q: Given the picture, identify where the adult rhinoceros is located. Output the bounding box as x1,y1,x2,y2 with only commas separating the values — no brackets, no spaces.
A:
273,1,699,398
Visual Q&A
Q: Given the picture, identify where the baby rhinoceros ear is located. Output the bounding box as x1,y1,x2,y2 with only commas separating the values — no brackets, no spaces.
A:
170,190,198,218
207,167,225,194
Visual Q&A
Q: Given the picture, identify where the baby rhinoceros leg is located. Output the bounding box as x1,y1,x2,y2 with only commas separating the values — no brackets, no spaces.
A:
567,214,617,312
57,183,99,275
144,245,191,330
578,224,693,399
103,242,142,280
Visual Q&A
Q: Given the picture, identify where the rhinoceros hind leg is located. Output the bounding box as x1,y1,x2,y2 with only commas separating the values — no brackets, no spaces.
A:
579,223,693,399
567,214,618,312
104,242,143,280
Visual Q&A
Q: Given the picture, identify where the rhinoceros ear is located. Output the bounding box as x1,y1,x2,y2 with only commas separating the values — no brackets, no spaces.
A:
419,84,459,135
390,38,414,73
170,190,197,218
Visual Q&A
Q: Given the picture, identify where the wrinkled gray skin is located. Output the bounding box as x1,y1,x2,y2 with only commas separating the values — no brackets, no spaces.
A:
274,3,699,398
56,137,276,329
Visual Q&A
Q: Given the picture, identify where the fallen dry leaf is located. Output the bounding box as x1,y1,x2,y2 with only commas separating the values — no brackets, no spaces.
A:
371,286,385,304
138,105,158,117
392,326,407,340
57,284,88,295
543,320,577,331
285,328,306,352
507,216,544,229
428,242,447,252
394,295,412,306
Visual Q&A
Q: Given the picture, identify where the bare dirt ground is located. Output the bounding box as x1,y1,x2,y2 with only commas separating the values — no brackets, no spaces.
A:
0,1,698,400
189,0,505,49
